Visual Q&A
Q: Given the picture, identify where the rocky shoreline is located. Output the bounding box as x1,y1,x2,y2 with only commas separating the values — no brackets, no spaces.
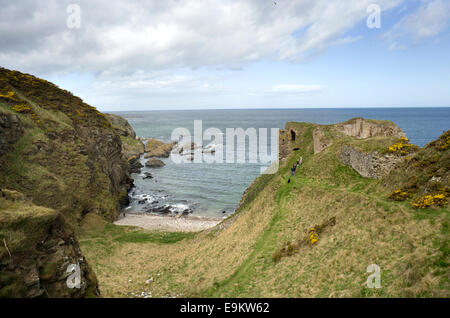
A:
125,136,229,220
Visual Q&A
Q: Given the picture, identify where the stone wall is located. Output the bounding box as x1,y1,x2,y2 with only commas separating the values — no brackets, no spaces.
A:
336,117,406,139
341,145,402,179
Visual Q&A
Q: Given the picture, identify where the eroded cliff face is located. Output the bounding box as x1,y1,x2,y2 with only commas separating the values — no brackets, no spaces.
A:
105,113,144,160
0,68,137,297
0,190,99,298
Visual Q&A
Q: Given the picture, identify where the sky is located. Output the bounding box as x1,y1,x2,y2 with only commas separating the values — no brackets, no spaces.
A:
1,0,449,111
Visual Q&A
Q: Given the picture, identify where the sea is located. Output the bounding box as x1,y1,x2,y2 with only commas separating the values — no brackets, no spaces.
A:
110,108,450,218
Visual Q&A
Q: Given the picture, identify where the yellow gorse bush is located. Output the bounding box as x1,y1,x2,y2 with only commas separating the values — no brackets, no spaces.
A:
0,91,15,99
389,189,412,201
440,134,450,151
412,193,448,209
12,103,32,113
386,137,419,156
308,228,318,245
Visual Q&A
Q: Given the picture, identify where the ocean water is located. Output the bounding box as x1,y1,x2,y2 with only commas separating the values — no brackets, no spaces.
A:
111,108,450,218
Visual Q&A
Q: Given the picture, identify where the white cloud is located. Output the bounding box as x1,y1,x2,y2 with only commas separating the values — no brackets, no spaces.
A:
0,0,403,74
384,0,450,50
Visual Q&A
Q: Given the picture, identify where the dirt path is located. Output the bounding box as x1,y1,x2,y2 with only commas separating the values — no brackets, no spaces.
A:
114,213,222,232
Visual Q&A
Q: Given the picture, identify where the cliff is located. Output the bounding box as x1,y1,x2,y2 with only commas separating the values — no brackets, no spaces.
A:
104,113,144,160
0,68,139,297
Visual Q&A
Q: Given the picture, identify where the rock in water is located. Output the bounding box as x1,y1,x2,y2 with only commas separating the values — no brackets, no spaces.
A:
145,158,165,168
144,138,176,158
147,205,172,214
143,172,153,179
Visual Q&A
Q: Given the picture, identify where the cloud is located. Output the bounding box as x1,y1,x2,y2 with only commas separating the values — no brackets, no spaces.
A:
0,0,403,74
384,0,450,50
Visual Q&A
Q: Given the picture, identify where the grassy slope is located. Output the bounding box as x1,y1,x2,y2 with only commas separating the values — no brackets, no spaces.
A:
79,123,449,297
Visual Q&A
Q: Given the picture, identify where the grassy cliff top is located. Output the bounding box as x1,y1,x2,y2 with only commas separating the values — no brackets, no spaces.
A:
0,68,111,129
0,68,132,223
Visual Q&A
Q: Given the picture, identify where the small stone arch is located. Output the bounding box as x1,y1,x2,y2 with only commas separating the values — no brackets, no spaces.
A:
290,129,296,141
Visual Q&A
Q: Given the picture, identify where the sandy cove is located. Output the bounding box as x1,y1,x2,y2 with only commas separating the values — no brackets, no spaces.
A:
114,213,223,232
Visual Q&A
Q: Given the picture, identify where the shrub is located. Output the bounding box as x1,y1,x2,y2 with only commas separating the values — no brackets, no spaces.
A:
388,189,412,201
308,228,318,245
272,217,336,262
11,103,32,113
412,193,448,209
0,91,15,99
385,137,419,156
438,133,450,151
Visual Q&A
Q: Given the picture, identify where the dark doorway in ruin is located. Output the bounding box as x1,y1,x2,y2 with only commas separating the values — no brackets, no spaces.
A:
291,130,296,141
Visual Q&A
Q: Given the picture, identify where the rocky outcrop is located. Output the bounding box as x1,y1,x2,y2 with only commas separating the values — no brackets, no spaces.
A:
341,145,403,179
105,113,144,160
336,117,406,139
129,157,144,174
105,113,136,139
145,158,165,168
0,190,99,298
144,138,176,158
172,141,199,155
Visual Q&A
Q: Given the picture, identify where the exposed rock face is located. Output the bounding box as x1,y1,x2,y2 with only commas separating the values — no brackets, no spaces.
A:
0,113,23,156
145,158,165,168
336,117,406,139
341,145,403,179
0,190,99,298
105,113,145,160
105,113,136,139
144,138,176,158
129,157,144,174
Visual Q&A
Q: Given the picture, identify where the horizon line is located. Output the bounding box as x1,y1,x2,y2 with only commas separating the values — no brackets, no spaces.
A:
105,106,450,112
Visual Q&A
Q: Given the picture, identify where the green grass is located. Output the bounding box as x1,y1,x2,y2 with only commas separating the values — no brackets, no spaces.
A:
79,217,196,261
113,230,195,244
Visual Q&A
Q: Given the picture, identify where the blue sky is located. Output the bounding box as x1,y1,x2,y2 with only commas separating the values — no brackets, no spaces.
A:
1,0,450,110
